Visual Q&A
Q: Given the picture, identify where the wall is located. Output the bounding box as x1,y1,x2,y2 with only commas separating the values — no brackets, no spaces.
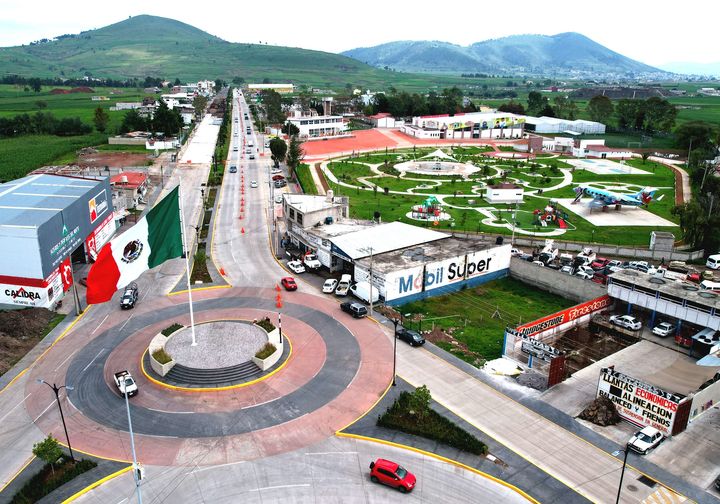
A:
689,378,720,422
509,257,607,303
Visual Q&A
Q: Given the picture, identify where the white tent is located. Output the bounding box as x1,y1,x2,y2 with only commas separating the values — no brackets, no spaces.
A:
419,149,457,162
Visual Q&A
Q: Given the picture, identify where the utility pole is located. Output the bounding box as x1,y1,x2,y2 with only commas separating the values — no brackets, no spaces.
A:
37,380,75,462
124,386,143,504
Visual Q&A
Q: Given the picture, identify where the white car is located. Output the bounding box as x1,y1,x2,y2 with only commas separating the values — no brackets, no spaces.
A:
322,279,338,293
609,314,642,331
275,194,283,204
287,260,306,274
271,168,283,174
250,180,258,188
628,426,664,454
303,253,321,269
652,322,675,337
575,266,595,279
510,247,523,257
532,260,545,267
560,265,574,275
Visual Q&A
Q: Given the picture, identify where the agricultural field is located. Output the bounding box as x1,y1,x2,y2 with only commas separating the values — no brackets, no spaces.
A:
0,84,156,179
322,147,679,247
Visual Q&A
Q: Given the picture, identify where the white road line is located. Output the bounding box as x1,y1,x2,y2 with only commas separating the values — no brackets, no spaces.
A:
241,397,279,409
0,393,31,423
119,314,134,331
146,408,194,414
187,460,247,474
81,348,105,373
90,314,109,335
54,349,78,372
33,401,54,423
304,451,358,456
257,484,311,491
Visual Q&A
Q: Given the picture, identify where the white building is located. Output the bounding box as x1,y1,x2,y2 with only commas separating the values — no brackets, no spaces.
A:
523,116,606,135
401,112,526,140
485,183,525,204
286,115,347,139
572,140,632,159
248,83,294,94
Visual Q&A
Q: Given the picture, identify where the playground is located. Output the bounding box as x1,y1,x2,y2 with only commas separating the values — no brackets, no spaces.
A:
315,139,679,245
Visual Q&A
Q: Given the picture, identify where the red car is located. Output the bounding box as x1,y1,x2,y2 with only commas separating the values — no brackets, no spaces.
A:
272,174,285,181
280,277,297,291
591,257,610,270
369,459,416,493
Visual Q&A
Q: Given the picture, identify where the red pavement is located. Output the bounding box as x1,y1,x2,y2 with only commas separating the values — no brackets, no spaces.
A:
25,287,392,466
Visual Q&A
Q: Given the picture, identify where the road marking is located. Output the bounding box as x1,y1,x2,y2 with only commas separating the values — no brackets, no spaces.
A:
256,484,310,491
241,397,278,409
81,348,105,373
0,393,31,422
304,451,357,456
90,314,109,335
119,314,134,331
187,460,247,474
54,349,79,372
146,408,194,414
33,401,54,423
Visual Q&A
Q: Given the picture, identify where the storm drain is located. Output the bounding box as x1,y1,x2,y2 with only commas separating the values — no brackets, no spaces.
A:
637,475,657,488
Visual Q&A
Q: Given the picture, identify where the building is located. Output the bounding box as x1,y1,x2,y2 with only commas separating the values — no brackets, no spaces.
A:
523,116,606,135
247,83,294,94
110,172,149,210
282,194,511,305
485,183,524,204
368,113,399,128
572,140,632,159
285,115,347,139
401,112,526,140
0,174,115,309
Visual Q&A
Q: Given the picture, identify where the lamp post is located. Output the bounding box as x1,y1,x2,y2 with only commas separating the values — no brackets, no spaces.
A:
390,318,399,386
612,444,631,504
36,380,75,462
359,246,375,316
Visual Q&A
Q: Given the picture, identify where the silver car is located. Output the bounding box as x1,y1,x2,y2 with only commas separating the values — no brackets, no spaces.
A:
609,314,642,331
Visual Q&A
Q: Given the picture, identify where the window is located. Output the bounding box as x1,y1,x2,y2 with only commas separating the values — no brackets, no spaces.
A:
686,300,711,314
289,209,295,219
658,292,683,305
297,213,303,225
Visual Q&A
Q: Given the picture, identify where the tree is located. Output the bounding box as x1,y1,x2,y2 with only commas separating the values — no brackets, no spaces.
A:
192,95,208,119
173,78,181,86
552,96,578,120
286,135,305,179
35,100,47,109
615,99,643,130
214,79,225,92
407,385,431,418
674,121,717,151
587,95,614,124
120,109,148,134
498,101,525,115
643,97,676,133
672,195,720,254
281,121,299,136
527,91,549,116
269,137,287,168
93,106,109,133
151,101,182,135
33,435,64,476
262,90,284,124
29,77,42,93
232,76,245,85
55,117,91,136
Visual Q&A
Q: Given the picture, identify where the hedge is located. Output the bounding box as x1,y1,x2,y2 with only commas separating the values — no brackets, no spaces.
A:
255,317,276,333
255,342,276,360
161,323,183,337
11,458,97,503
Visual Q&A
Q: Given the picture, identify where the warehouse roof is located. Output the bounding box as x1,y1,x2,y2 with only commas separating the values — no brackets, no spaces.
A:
331,221,448,260
0,174,103,229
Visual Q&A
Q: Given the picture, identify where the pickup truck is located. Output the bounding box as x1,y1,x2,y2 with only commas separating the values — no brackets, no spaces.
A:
114,370,138,397
303,253,322,269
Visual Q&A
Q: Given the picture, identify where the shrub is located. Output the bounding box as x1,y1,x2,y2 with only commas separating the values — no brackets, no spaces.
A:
152,348,172,364
377,388,488,455
161,323,183,336
11,458,97,503
255,342,276,360
255,317,275,332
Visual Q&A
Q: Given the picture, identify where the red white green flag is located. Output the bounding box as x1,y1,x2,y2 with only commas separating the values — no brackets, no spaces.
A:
86,186,183,304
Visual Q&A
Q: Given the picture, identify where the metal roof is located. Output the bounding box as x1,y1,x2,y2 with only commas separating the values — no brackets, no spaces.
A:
330,221,448,260
0,174,103,229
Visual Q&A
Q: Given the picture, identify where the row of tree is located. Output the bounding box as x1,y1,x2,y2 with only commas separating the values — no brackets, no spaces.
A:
0,112,92,137
369,87,477,118
119,102,183,135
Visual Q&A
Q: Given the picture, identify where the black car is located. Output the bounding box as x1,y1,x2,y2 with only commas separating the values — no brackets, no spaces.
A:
274,179,287,188
229,165,237,173
120,282,138,309
340,301,367,318
396,327,425,346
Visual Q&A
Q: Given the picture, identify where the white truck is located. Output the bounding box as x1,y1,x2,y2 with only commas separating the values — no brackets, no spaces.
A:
576,247,596,265
350,281,380,304
302,253,322,270
335,274,352,296
114,370,138,397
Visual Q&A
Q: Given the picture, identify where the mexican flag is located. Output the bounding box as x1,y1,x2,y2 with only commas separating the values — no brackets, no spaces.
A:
86,186,183,304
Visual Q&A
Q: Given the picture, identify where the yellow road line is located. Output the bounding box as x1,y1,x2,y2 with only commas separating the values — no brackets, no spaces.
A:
167,284,231,296
0,455,35,493
335,381,393,433
61,465,133,503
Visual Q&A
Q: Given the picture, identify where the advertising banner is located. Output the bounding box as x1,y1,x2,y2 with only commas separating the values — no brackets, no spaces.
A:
59,257,73,292
515,295,611,337
422,254,468,293
596,367,684,435
86,213,115,259
88,188,110,224
385,266,425,302
0,268,63,308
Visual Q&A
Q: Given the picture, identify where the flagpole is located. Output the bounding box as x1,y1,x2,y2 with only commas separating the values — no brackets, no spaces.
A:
177,185,198,346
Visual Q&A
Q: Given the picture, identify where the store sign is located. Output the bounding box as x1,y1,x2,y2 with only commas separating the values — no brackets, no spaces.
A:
88,189,109,224
86,213,115,259
596,367,684,435
519,334,562,362
516,295,611,337
59,257,73,292
0,277,60,308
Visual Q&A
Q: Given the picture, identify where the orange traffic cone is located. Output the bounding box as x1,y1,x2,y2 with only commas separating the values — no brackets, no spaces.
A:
241,227,245,234
275,284,281,292
276,300,283,308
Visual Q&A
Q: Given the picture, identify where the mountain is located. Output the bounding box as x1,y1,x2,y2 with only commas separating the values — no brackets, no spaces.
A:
659,61,720,76
343,33,665,77
0,15,392,87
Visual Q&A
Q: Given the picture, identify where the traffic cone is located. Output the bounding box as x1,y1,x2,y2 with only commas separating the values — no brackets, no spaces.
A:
276,299,283,308
241,227,245,234
275,284,281,292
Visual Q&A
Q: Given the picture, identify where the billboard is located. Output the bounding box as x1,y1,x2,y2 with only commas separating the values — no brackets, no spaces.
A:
596,367,684,435
515,295,612,337
0,266,64,308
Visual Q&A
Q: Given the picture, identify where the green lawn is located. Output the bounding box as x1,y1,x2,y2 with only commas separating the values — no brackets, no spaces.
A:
399,277,575,363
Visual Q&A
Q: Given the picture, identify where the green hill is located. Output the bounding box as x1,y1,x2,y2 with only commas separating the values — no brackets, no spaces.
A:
0,15,452,89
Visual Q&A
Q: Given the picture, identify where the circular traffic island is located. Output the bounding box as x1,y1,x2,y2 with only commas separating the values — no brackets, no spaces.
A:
145,319,289,389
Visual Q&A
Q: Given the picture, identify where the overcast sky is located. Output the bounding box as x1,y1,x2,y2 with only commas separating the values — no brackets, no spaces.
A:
0,0,716,67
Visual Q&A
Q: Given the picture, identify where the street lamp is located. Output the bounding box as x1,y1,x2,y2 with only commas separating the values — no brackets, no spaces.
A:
36,380,75,462
390,318,400,386
612,444,631,504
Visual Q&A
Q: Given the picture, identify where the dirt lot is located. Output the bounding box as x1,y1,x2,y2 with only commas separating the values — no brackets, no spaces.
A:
77,151,151,168
0,308,63,376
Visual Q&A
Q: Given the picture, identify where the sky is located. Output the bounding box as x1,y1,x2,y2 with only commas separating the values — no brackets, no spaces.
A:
0,0,717,68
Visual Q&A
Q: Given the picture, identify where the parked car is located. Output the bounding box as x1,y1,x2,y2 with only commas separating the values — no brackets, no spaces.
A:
322,278,338,293
591,270,609,285
607,259,623,269
609,314,642,331
532,260,545,267
559,253,573,266
628,426,664,454
120,282,138,309
272,174,285,181
335,274,351,296
591,257,610,270
280,277,297,291
274,194,284,204
274,179,287,188
350,281,380,303
629,261,656,274
560,265,574,275
340,301,368,318
652,322,675,337
302,253,321,269
271,167,283,174
369,459,416,493
518,253,534,262
287,260,306,274
229,165,237,173
575,266,595,280
396,327,425,346
510,247,523,257
706,254,720,270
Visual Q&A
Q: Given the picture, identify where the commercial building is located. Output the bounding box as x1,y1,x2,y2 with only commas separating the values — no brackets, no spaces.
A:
401,112,526,140
522,116,606,135
282,194,511,305
247,83,294,94
0,174,115,309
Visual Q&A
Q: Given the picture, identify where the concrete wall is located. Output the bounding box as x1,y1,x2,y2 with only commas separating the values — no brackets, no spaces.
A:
689,378,720,422
509,257,607,303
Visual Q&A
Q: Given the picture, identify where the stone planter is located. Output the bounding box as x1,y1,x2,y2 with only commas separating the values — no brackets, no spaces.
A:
252,328,283,371
149,332,176,377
